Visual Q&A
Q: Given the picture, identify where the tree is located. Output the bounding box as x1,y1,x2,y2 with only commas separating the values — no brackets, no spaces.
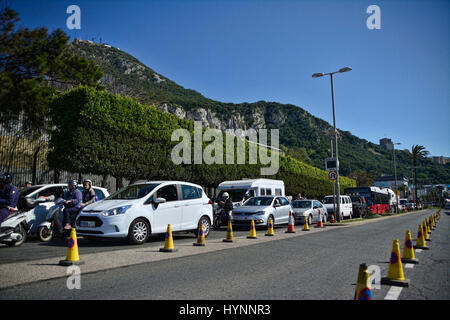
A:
0,6,103,136
348,170,375,187
409,145,429,207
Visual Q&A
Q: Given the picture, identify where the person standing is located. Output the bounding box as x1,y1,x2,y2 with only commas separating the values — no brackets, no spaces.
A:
0,173,19,229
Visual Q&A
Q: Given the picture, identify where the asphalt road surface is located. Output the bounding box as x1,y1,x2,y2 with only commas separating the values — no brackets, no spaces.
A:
0,209,448,300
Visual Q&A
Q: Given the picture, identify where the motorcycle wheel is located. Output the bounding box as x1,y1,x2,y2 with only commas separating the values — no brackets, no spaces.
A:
38,225,53,242
6,224,27,247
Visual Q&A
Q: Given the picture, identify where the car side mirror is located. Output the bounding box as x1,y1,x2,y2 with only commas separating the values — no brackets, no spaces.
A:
153,197,166,207
313,206,318,209
273,203,281,208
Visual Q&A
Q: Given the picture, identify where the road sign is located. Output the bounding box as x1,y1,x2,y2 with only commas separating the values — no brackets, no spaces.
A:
328,170,337,181
325,157,339,172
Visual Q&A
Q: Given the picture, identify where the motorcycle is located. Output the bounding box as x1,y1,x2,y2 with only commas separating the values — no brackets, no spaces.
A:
0,197,44,247
213,207,232,229
37,198,72,242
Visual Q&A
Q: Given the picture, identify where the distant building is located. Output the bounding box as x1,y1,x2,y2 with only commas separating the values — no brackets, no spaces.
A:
431,156,450,165
374,175,409,197
379,138,394,150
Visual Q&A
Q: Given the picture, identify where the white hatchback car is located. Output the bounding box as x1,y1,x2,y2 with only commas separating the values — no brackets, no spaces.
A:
76,181,213,244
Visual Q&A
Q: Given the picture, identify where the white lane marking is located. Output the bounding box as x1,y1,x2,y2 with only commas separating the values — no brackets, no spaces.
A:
405,263,414,269
415,249,423,253
384,286,403,300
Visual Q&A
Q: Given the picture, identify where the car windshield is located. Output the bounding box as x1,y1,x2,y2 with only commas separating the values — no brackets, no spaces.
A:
19,186,42,197
243,197,274,206
106,184,160,200
323,197,335,204
292,200,312,208
216,189,248,203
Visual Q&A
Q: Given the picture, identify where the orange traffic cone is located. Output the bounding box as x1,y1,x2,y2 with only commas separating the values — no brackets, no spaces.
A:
285,211,296,233
354,263,373,300
193,223,206,246
59,228,84,266
160,224,177,252
401,230,419,264
316,210,324,228
381,239,410,287
330,213,335,223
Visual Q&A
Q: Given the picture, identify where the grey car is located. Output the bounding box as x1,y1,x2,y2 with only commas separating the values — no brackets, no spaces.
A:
232,196,293,228
291,200,327,225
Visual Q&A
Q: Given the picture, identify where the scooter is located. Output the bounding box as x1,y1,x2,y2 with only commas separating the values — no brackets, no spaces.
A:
213,207,232,229
37,198,72,242
0,197,44,247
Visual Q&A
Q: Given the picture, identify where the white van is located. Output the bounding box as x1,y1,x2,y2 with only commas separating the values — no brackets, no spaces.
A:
322,195,353,220
215,179,285,207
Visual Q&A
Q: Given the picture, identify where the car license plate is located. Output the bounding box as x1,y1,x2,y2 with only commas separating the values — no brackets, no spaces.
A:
80,221,95,228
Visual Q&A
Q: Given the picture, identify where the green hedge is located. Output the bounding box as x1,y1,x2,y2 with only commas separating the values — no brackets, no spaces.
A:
48,86,355,197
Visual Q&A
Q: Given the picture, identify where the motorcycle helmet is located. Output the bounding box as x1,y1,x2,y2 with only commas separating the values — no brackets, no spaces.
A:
68,179,78,189
222,192,229,199
83,179,92,187
0,172,12,184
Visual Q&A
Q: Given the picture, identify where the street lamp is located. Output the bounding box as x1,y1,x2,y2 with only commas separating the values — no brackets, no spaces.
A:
393,142,401,213
312,67,352,222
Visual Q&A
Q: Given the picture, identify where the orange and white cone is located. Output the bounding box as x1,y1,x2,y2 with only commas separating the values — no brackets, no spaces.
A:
381,239,410,287
285,211,296,233
316,210,324,228
330,213,335,223
59,228,84,266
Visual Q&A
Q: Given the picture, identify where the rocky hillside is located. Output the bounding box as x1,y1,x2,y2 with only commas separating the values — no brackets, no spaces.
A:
68,39,450,184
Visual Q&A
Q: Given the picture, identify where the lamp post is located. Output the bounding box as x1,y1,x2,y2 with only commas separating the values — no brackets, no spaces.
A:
313,67,352,222
393,142,401,213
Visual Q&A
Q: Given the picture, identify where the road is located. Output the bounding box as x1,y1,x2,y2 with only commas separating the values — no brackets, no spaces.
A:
0,209,448,300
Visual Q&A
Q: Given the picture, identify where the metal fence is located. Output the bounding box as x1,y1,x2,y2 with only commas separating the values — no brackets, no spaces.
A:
0,122,119,192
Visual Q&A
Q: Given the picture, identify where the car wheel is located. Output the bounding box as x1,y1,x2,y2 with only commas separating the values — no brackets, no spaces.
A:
128,218,150,245
196,216,211,238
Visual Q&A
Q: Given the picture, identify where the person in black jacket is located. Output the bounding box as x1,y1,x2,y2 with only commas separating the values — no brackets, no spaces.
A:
80,179,96,209
218,192,233,224
0,172,19,229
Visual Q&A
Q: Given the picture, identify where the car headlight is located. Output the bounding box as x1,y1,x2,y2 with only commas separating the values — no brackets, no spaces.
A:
101,205,132,217
255,211,266,215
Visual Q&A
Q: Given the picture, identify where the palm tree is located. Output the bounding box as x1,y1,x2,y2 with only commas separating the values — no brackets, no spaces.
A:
409,145,429,208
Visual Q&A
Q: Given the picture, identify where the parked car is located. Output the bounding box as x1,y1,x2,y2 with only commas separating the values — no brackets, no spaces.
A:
75,181,213,244
444,201,450,210
322,195,353,220
291,199,327,225
18,183,109,234
349,195,368,218
232,196,292,228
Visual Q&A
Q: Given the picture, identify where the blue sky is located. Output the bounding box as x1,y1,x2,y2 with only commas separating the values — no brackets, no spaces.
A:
11,0,450,156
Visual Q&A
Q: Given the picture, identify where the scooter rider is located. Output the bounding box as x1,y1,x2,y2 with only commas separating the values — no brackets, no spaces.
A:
80,179,96,208
218,192,233,224
63,180,82,230
0,172,19,229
